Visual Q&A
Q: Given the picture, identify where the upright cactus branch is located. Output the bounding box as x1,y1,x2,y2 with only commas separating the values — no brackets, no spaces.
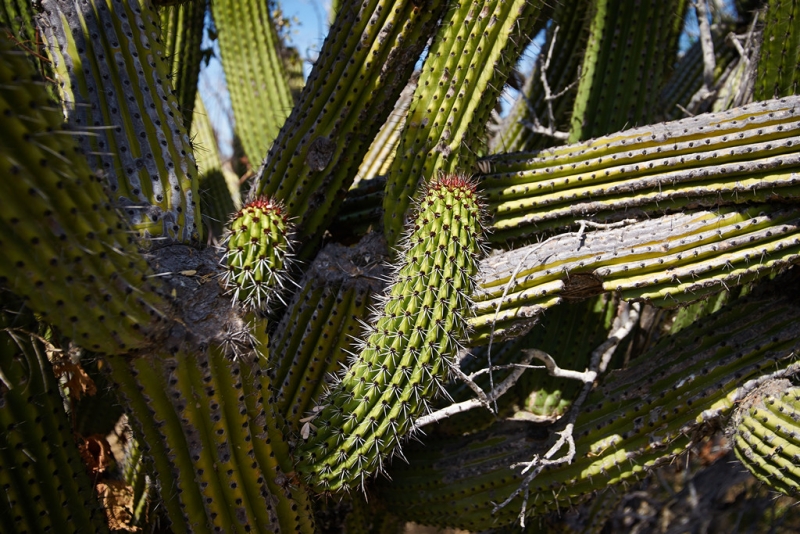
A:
0,31,170,354
382,0,549,249
160,0,206,127
250,0,448,260
296,174,485,492
37,0,202,242
755,0,800,100
212,0,294,166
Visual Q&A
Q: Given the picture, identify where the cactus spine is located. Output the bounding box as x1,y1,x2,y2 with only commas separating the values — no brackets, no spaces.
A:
296,174,485,492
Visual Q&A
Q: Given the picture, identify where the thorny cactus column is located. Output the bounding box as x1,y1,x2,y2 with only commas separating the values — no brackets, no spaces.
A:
296,174,486,492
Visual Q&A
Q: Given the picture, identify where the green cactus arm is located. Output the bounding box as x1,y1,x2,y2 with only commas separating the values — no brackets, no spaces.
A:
37,0,202,242
191,92,239,238
755,0,800,100
375,277,800,529
568,0,688,143
483,96,800,242
211,0,294,167
0,306,110,533
471,205,800,342
382,0,549,249
0,30,171,355
490,0,591,154
249,0,447,261
733,384,800,496
295,175,485,492
269,234,387,431
160,0,206,128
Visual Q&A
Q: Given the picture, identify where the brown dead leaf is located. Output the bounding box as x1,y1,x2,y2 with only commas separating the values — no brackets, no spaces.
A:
52,360,96,401
96,480,139,532
79,434,113,477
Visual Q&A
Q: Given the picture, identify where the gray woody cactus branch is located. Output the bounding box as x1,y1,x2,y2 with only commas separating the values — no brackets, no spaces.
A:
2,0,800,532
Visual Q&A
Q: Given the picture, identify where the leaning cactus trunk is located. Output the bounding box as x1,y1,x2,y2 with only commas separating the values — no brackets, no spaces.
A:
296,174,486,492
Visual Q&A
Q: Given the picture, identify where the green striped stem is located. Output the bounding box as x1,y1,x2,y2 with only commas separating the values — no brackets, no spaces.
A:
755,0,800,100
222,196,293,310
269,234,387,432
106,345,315,533
568,0,688,142
37,0,201,242
212,0,294,167
0,32,170,354
376,280,800,529
191,93,239,238
120,436,154,530
383,0,548,249
0,309,109,533
295,175,485,492
490,0,591,154
282,45,305,104
733,384,800,496
160,0,206,128
482,96,800,242
250,0,447,261
471,205,800,343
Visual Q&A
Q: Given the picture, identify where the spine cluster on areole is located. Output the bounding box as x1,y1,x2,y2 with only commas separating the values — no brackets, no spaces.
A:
295,173,486,492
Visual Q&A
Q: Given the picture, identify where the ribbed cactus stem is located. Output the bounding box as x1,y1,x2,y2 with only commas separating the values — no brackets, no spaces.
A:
733,383,800,496
296,174,485,492
223,196,293,310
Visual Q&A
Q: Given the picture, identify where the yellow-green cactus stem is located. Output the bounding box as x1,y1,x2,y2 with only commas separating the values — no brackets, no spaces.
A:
211,0,294,167
755,0,800,100
733,384,800,496
296,174,486,492
0,305,109,533
383,0,548,249
37,0,202,242
160,0,206,127
223,196,293,310
269,234,387,432
0,29,170,354
249,0,448,261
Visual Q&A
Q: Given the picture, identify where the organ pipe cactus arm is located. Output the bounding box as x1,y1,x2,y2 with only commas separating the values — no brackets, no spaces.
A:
382,0,549,250
249,0,448,261
37,0,202,243
0,29,171,355
295,174,486,493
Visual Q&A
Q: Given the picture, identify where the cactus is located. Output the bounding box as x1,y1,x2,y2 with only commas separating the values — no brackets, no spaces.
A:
3,0,800,532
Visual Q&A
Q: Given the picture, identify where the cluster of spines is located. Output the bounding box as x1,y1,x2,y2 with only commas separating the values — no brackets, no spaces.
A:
223,196,293,311
733,384,800,496
295,174,485,492
375,278,800,529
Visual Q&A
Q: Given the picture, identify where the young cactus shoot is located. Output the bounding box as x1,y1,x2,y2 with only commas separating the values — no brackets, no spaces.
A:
296,173,485,492
223,197,293,310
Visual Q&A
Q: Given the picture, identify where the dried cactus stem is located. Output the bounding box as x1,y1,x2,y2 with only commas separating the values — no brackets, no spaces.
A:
296,174,485,492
